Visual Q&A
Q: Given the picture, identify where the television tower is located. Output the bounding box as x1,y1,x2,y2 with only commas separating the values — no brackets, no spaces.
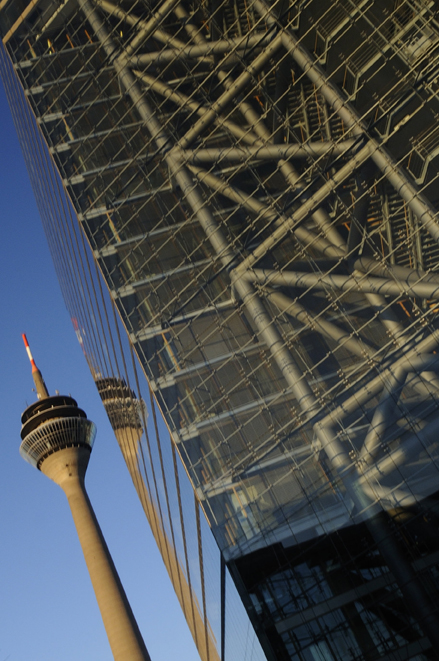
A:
19,335,152,661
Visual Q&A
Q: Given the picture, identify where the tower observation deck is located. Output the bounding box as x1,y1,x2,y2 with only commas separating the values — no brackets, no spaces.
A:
4,1,439,659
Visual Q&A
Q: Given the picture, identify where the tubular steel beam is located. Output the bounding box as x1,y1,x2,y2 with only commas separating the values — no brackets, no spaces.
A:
213,49,347,250
180,140,356,164
361,412,439,482
122,0,182,57
139,1,344,269
95,0,186,50
173,3,205,44
316,330,439,431
216,53,308,194
246,267,439,300
359,367,408,466
354,257,439,287
359,351,439,466
129,33,270,67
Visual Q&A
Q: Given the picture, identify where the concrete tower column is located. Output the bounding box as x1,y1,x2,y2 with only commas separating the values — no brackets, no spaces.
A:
41,447,151,661
20,336,152,661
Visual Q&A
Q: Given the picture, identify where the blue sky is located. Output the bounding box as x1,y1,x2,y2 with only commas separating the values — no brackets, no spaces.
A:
0,79,200,660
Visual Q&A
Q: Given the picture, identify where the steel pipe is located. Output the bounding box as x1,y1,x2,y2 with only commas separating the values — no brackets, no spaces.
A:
215,56,347,250
317,329,439,430
180,140,356,163
359,366,408,465
129,33,270,67
95,0,186,50
354,256,439,287
360,412,439,482
123,0,182,57
245,267,439,300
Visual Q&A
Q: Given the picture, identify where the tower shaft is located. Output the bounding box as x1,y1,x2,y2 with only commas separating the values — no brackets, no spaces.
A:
41,447,151,661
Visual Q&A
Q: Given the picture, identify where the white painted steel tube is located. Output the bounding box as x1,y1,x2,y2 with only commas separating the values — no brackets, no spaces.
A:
180,140,356,163
246,267,439,300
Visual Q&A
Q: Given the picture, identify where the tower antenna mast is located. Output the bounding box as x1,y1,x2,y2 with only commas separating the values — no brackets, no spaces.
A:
22,333,49,399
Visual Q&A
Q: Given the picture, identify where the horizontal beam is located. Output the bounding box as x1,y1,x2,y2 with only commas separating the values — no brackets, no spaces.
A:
133,300,235,342
178,387,299,441
113,258,214,298
180,140,356,164
201,445,313,498
153,341,264,388
247,268,439,300
128,32,270,67
354,256,439,287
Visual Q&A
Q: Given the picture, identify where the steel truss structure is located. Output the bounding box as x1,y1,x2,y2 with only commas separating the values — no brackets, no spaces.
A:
3,0,439,659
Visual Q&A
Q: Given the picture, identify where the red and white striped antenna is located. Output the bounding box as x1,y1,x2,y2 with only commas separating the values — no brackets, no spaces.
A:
22,334,49,399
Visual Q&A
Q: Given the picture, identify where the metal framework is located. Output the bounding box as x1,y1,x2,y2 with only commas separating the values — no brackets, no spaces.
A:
3,1,439,659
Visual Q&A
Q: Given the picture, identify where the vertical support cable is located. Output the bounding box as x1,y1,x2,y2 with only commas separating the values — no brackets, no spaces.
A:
195,494,211,661
220,553,226,661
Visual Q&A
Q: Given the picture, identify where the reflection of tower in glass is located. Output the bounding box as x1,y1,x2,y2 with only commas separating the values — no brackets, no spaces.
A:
19,336,151,661
96,377,219,661
96,377,144,464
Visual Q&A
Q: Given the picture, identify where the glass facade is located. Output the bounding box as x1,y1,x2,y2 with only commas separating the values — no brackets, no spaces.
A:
2,1,439,659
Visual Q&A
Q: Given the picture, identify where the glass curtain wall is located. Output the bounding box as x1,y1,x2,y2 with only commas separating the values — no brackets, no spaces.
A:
3,1,439,659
